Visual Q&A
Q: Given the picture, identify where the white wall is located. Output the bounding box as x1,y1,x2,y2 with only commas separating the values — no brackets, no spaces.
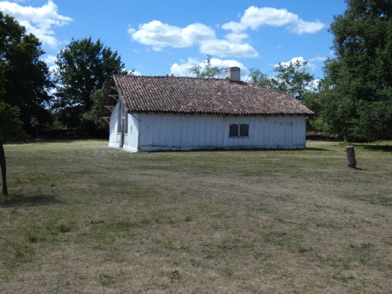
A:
123,114,139,152
128,113,307,152
108,98,132,149
108,102,120,148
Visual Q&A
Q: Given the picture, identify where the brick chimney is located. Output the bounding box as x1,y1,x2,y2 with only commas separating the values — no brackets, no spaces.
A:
225,67,240,81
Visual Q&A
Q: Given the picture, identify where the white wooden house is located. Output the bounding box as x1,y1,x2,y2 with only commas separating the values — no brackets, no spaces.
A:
102,67,313,152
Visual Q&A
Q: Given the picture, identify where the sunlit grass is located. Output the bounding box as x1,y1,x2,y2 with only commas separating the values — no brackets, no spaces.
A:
0,139,391,293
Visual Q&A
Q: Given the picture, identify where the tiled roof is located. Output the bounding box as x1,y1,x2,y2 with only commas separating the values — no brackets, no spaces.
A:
106,74,314,116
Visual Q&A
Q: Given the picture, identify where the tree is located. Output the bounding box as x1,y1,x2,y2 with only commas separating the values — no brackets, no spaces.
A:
0,12,53,134
249,68,272,88
302,91,328,134
321,0,392,140
250,61,321,132
54,38,126,131
271,60,316,101
188,55,224,78
249,60,315,101
0,102,25,196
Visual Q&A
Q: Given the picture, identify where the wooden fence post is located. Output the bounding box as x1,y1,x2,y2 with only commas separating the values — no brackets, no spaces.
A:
346,146,356,168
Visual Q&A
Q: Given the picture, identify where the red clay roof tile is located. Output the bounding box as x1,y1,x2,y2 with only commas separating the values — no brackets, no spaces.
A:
108,75,314,116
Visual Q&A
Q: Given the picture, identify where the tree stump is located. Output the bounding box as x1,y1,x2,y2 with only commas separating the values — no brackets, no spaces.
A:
346,146,356,168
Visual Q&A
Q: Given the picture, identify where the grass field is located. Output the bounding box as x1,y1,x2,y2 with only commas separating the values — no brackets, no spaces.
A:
0,140,391,293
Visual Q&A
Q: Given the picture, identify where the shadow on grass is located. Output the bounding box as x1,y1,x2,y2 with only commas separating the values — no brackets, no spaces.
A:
146,147,332,154
8,138,102,145
0,193,61,207
360,145,392,152
305,147,331,152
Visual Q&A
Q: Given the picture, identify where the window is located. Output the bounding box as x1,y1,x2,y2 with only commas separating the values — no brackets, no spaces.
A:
240,124,249,137
229,123,249,137
229,124,239,137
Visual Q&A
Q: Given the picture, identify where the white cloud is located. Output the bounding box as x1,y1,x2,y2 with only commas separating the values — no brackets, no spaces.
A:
128,5,324,59
129,20,215,51
132,70,142,76
170,57,248,78
293,19,325,34
129,20,258,58
221,21,246,34
43,54,56,66
223,6,325,35
0,0,72,47
277,56,307,67
43,54,57,64
170,58,200,77
200,39,258,58
41,54,57,74
224,32,249,43
275,56,318,72
309,56,327,63
242,7,297,29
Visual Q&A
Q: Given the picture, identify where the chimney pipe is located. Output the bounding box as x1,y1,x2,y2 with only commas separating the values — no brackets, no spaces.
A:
225,67,240,81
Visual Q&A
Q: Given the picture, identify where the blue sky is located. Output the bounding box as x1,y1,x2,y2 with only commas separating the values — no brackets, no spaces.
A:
0,0,347,80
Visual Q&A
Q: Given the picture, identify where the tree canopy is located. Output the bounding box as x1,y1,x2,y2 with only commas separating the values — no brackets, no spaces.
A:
271,61,316,101
53,38,126,131
0,11,53,134
250,61,320,133
188,55,224,78
250,60,315,101
321,0,392,140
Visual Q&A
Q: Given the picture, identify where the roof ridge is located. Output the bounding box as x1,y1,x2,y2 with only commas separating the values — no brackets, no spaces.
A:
114,74,227,81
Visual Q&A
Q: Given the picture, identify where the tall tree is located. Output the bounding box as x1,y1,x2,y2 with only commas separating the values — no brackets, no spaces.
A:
0,102,25,196
250,61,320,132
249,60,315,101
54,38,125,131
250,60,315,100
322,0,392,140
249,69,272,88
188,55,224,78
0,11,53,134
271,60,316,101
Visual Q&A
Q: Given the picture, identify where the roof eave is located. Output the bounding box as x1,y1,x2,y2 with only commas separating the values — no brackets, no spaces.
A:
126,109,314,116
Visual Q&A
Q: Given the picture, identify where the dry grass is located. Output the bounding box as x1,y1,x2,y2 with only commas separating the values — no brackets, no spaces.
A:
0,140,391,293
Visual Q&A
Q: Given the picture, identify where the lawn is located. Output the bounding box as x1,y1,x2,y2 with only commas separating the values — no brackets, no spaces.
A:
0,140,391,293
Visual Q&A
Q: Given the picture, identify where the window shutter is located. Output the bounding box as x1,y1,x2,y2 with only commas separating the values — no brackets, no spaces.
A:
229,124,239,137
240,124,249,137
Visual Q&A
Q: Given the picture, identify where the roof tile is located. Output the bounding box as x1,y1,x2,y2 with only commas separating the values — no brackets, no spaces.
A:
108,75,314,116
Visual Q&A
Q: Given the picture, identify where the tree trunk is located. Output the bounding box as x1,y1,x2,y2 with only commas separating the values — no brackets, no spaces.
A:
0,143,8,196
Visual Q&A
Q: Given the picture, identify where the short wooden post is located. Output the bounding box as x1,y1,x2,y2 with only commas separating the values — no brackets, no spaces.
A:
346,146,356,168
